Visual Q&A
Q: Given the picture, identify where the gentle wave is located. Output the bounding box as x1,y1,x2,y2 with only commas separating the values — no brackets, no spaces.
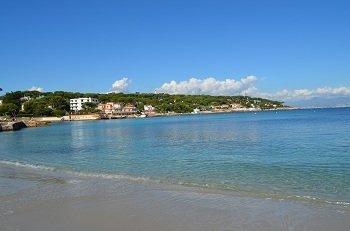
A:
288,195,350,206
0,160,56,171
174,180,350,207
1,159,349,207
63,170,158,183
0,160,156,184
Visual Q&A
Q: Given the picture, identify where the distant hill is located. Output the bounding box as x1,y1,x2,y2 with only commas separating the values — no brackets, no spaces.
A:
0,91,286,117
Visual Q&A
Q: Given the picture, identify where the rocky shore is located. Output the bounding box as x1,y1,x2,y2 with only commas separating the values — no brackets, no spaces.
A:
0,120,48,132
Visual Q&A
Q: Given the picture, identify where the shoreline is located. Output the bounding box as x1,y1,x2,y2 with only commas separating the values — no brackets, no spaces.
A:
1,107,295,131
1,162,349,231
1,159,349,208
1,106,341,132
16,106,300,122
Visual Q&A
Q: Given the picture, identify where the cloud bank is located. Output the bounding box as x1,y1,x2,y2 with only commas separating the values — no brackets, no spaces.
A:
28,86,44,92
260,87,350,102
157,76,350,105
158,76,258,96
111,78,130,93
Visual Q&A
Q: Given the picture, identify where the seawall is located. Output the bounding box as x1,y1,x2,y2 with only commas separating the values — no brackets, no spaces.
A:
62,114,101,121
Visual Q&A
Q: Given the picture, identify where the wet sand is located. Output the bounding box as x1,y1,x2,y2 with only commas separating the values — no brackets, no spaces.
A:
1,164,349,231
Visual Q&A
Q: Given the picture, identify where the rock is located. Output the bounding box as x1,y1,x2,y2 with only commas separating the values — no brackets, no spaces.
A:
12,121,27,130
23,120,49,127
0,120,48,132
0,121,27,131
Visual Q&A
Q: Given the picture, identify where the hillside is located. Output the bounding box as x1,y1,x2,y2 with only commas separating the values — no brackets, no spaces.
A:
0,91,286,117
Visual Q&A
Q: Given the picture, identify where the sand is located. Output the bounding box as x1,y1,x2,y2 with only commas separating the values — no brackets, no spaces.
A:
1,164,349,231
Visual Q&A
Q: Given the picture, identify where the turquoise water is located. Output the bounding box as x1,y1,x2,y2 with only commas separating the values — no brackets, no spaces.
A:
1,108,350,205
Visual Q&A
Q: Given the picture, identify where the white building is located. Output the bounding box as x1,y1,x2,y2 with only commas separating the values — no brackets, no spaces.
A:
70,98,99,111
144,105,155,112
20,96,31,101
0,100,3,105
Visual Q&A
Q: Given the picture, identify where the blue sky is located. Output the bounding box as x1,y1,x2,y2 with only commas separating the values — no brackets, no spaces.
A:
0,0,349,103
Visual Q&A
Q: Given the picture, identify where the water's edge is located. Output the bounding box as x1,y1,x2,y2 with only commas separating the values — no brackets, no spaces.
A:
1,160,349,209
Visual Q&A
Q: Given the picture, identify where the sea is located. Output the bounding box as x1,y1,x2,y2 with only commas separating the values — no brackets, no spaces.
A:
1,108,350,230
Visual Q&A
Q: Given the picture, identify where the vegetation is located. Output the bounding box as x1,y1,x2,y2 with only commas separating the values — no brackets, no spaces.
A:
0,90,286,117
81,102,98,113
0,103,19,118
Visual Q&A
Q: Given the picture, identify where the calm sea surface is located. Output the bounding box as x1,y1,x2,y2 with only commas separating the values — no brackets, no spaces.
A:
1,108,350,205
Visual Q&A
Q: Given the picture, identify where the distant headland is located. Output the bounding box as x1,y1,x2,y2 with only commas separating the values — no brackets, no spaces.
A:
0,90,292,131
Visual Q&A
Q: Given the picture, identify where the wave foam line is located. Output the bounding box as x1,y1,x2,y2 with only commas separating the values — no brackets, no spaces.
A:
0,160,56,171
63,170,157,183
289,195,350,206
0,160,156,184
1,160,349,207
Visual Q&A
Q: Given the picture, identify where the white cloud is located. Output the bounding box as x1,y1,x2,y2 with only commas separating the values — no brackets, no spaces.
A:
156,76,350,105
28,86,44,92
158,76,258,95
259,86,350,102
111,78,130,93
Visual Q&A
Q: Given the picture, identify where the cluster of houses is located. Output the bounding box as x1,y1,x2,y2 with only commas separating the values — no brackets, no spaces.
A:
70,97,156,115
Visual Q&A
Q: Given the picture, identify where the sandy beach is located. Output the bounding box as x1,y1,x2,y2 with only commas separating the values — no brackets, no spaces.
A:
1,163,349,231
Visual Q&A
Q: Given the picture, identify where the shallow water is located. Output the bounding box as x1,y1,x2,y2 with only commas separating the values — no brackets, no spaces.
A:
1,108,350,206
1,109,350,230
1,165,349,231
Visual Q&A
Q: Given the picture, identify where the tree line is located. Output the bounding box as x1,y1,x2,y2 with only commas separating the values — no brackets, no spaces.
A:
0,90,285,117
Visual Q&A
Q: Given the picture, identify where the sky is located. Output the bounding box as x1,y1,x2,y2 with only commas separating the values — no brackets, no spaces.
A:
0,0,349,105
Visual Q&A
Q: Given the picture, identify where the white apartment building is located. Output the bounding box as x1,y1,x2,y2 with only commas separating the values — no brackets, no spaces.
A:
70,97,99,111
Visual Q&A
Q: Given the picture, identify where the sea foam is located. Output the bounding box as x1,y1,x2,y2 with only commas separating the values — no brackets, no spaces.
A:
0,159,156,184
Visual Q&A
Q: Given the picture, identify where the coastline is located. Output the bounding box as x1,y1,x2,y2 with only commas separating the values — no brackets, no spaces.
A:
1,159,349,207
10,106,299,122
1,162,349,231
30,106,350,123
1,107,297,132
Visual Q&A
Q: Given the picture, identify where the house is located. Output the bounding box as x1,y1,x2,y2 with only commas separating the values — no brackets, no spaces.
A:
144,105,155,112
70,98,99,111
98,102,122,114
0,100,3,105
19,96,32,112
230,103,242,109
123,104,138,113
98,102,113,114
212,104,230,111
20,96,31,101
219,104,230,109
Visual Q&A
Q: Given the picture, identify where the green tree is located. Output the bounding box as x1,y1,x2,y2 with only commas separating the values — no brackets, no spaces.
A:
44,95,70,111
52,109,66,117
0,103,19,117
82,102,98,112
23,101,52,116
2,91,23,106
